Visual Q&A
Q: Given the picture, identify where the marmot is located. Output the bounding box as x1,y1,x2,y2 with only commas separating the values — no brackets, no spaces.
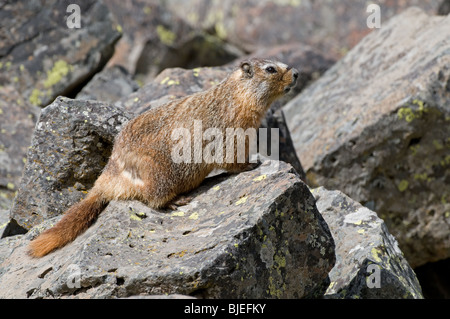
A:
28,58,298,257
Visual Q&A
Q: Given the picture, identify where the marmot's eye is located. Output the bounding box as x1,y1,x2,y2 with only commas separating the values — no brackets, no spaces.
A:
265,66,277,74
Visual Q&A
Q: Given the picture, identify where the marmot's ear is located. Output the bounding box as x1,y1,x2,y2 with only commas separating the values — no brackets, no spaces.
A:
240,61,253,78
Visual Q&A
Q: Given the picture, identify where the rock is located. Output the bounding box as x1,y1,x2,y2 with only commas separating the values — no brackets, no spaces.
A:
0,233,22,266
438,0,450,14
76,66,139,103
283,8,450,267
0,161,335,299
313,187,423,299
0,86,40,210
165,0,443,59
0,210,9,237
104,0,242,84
8,97,132,233
0,0,121,107
117,66,305,178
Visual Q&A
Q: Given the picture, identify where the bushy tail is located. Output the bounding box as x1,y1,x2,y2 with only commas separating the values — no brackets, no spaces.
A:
28,189,108,258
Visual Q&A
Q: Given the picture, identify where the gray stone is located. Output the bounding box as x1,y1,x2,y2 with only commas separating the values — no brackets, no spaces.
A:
0,161,335,299
313,187,423,299
9,97,132,232
283,8,450,267
76,66,139,103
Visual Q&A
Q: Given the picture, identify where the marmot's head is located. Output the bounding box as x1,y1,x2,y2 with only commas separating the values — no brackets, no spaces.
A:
236,58,299,104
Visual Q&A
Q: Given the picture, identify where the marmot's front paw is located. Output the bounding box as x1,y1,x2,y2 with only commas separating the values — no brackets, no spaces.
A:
166,195,193,210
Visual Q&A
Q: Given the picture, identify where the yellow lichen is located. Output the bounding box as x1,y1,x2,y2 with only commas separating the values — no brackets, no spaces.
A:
188,212,199,220
44,60,73,88
215,22,227,40
397,107,415,122
235,196,248,205
397,180,409,192
167,79,180,86
171,211,185,217
192,68,201,77
156,25,176,46
29,88,43,106
160,77,170,85
253,174,267,182
371,247,383,263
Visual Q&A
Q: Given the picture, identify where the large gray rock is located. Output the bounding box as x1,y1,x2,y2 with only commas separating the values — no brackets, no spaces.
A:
283,8,450,268
8,97,132,234
313,187,423,299
0,161,335,299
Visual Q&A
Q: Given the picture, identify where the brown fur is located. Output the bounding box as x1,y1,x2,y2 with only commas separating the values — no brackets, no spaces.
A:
28,58,298,258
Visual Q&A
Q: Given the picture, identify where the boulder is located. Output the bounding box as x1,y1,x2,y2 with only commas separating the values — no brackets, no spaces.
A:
313,187,423,299
283,8,450,267
0,161,335,299
8,97,132,234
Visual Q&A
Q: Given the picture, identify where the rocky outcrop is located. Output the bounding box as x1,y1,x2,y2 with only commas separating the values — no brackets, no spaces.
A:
0,161,335,299
313,187,423,299
283,8,450,268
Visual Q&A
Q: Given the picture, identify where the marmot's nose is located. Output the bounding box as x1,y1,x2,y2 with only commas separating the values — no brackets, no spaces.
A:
292,68,299,80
